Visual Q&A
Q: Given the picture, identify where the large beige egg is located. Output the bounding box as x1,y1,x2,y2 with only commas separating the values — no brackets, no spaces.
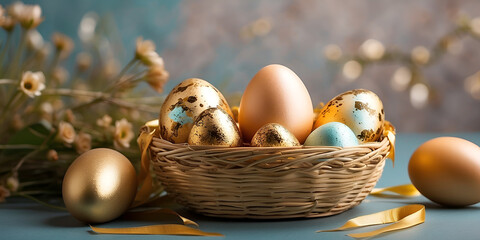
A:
62,148,137,223
188,108,243,147
239,64,314,143
408,137,480,207
159,78,233,143
314,89,384,143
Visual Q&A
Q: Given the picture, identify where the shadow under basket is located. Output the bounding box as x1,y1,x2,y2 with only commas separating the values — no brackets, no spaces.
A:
148,131,393,219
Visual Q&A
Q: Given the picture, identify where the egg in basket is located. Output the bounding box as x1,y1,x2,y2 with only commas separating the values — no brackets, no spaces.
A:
143,64,395,219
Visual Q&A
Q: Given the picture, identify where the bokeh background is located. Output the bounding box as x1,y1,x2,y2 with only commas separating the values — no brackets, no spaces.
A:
3,0,480,132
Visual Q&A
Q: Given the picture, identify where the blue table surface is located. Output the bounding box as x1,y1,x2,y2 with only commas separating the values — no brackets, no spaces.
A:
1,132,480,240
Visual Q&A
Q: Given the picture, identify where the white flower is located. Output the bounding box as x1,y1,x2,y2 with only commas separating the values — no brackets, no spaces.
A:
1,15,16,32
52,32,74,60
7,2,23,19
9,3,43,29
96,114,112,128
57,121,76,145
19,71,45,98
74,132,92,154
76,52,92,72
26,30,44,50
146,65,169,93
114,118,134,149
135,37,164,67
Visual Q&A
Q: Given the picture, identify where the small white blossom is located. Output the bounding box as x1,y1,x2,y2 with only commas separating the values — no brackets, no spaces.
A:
57,121,76,145
146,65,169,93
19,71,45,98
74,132,92,154
114,118,134,149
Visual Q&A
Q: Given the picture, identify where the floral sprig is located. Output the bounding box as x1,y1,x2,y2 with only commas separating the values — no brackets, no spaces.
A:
325,14,480,109
0,2,169,203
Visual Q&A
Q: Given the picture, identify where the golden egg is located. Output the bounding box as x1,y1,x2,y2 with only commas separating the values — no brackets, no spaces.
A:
409,137,480,207
159,78,233,143
188,108,243,147
251,123,300,147
62,148,137,223
314,89,384,143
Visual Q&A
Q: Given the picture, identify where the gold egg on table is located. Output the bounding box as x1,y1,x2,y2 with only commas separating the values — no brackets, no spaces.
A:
62,148,137,223
159,78,233,143
408,137,480,207
251,123,300,147
188,108,243,147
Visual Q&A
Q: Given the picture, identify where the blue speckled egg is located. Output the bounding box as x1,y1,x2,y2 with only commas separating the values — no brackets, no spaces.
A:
314,89,384,143
159,78,233,143
304,122,358,147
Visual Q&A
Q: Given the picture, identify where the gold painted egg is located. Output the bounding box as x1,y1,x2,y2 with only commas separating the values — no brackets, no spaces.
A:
62,148,137,223
159,78,233,143
251,123,300,147
314,89,384,143
188,108,243,147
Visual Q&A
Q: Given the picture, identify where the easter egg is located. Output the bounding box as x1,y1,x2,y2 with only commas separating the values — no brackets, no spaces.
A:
408,137,480,207
188,108,243,147
159,78,233,143
251,123,300,147
304,122,358,147
239,64,313,143
62,148,137,223
314,89,384,143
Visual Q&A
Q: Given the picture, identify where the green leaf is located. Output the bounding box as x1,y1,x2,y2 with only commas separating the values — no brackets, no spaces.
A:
7,120,53,146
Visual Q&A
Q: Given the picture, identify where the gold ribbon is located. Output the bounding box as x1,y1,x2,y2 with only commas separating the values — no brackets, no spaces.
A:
90,224,224,236
132,119,159,207
371,184,420,197
383,121,396,166
317,204,425,238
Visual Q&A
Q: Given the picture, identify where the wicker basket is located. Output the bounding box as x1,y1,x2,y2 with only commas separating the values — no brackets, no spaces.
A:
147,127,393,219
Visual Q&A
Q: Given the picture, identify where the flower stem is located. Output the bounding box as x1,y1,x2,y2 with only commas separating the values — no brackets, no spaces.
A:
9,29,28,79
0,32,13,76
104,57,138,92
14,193,67,211
0,79,16,85
0,90,21,125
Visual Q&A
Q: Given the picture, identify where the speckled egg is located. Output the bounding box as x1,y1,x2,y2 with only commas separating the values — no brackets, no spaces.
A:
314,89,384,143
159,78,233,143
304,122,358,147
188,108,243,147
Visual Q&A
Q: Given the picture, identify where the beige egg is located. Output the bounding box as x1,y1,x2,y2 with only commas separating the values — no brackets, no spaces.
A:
62,148,137,223
159,78,233,143
409,137,480,207
251,123,300,147
188,108,243,147
239,64,314,144
314,89,384,143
